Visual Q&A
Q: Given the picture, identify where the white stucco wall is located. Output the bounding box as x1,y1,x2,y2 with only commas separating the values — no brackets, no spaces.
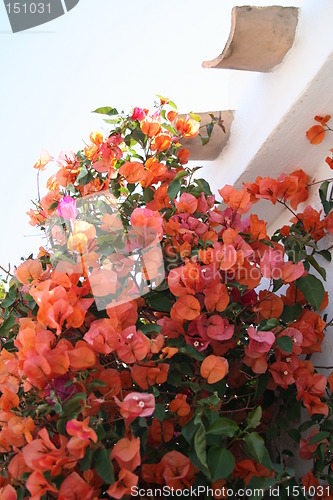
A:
200,0,333,477
203,0,333,194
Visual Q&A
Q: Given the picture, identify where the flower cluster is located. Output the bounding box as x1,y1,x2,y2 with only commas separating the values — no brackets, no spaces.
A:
0,101,332,499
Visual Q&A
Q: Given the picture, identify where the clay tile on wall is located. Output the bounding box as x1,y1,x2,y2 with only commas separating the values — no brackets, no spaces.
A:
179,110,234,161
202,6,299,72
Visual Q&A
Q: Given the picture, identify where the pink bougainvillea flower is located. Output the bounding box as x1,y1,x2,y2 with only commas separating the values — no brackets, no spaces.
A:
132,107,147,121
247,326,275,353
57,196,78,220
114,392,155,421
66,417,98,443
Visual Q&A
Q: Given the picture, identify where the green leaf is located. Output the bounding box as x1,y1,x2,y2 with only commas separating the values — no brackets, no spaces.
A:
93,106,118,116
206,122,214,138
260,239,274,247
208,447,235,480
153,403,166,422
281,303,302,323
95,448,115,484
182,416,199,444
145,293,172,312
143,187,154,203
306,255,326,280
276,336,293,354
309,431,330,445
0,315,16,336
174,169,188,180
319,181,333,215
318,249,332,262
246,406,262,429
131,128,147,146
194,178,212,196
194,423,208,469
190,112,201,122
80,447,94,471
206,417,239,438
0,282,5,300
247,477,269,500
199,135,210,146
259,318,279,331
0,294,15,308
179,344,204,361
167,179,181,201
86,380,106,392
288,429,301,442
244,432,266,464
295,274,325,310
255,372,269,398
76,166,93,185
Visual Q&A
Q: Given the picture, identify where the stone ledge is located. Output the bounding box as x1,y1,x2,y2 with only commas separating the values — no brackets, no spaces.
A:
180,110,234,161
202,6,299,72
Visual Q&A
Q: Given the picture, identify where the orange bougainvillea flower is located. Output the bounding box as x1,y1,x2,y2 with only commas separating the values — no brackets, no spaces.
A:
314,114,331,126
16,259,43,285
177,148,190,165
106,469,138,500
328,372,333,392
151,133,172,152
66,417,98,443
175,193,198,214
140,116,161,137
119,161,145,183
281,261,304,283
258,291,284,320
33,149,53,171
167,110,178,122
176,117,200,138
114,392,155,421
157,451,197,489
219,185,252,214
88,268,118,297
200,355,229,384
150,419,174,443
233,459,272,485
22,428,75,476
249,214,267,241
0,484,18,500
248,326,275,354
325,155,333,169
302,393,328,417
67,342,96,371
58,472,95,500
26,470,58,498
306,125,326,144
169,394,191,417
170,295,201,321
83,318,118,355
117,327,151,364
111,435,141,472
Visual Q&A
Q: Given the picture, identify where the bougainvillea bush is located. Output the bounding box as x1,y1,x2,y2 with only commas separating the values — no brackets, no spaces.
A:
0,100,333,500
